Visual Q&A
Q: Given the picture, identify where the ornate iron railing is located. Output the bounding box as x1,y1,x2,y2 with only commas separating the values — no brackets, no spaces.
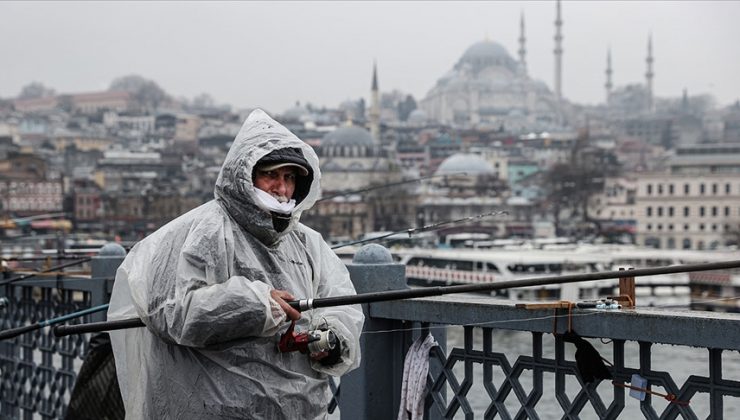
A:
0,248,120,419
2,244,740,419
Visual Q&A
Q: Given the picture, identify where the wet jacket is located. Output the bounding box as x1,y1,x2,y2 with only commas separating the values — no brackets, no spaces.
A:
107,109,364,419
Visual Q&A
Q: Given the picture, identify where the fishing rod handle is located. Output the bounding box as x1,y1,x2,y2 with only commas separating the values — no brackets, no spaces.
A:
288,299,313,311
0,323,40,341
53,317,145,337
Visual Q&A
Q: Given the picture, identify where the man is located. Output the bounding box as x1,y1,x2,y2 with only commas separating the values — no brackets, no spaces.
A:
107,109,365,419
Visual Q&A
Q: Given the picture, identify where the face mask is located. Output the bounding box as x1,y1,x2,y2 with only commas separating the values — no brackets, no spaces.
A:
254,188,296,214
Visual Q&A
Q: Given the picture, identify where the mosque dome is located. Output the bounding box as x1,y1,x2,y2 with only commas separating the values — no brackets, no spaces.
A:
322,126,374,147
436,153,495,176
456,40,518,72
461,40,511,62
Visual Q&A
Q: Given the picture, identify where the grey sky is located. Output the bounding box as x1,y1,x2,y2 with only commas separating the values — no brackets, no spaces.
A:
2,1,739,114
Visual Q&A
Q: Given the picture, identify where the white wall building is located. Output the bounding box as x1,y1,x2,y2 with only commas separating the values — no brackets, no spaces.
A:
634,173,740,249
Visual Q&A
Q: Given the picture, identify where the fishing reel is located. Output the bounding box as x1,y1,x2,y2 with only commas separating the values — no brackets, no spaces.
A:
278,320,337,354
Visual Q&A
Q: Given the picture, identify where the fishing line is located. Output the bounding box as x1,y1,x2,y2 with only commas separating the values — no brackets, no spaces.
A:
331,210,509,249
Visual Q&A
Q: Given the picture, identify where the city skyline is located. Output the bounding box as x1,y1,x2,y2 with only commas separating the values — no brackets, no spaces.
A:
2,1,739,113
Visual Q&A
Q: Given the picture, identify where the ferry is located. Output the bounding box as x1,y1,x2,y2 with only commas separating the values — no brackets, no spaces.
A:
396,248,611,301
392,246,740,308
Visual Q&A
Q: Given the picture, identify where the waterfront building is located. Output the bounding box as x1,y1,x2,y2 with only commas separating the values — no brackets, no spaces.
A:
633,145,740,249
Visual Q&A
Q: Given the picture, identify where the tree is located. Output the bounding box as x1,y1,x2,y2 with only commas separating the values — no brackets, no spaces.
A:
192,93,215,109
19,82,56,99
110,75,169,111
542,128,621,238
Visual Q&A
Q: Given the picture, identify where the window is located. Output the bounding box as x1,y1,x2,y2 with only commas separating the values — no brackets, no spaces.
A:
668,207,674,217
712,183,718,194
684,206,690,217
712,224,717,232
700,223,705,231
645,237,660,248
684,183,690,195
647,184,653,195
682,238,692,249
646,207,652,217
726,183,731,194
646,223,653,231
712,206,718,217
657,207,663,217
669,184,674,195
658,184,663,195
684,224,690,231
700,207,705,217
725,206,730,217
700,184,705,195
668,224,674,231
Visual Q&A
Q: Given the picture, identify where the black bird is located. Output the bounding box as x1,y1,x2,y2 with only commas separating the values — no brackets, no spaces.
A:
562,330,613,384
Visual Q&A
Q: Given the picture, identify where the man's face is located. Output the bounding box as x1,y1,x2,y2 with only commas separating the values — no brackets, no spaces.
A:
253,166,297,202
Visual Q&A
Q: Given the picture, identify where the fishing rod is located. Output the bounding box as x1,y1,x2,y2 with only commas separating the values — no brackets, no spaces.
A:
0,257,93,286
51,259,740,337
0,304,109,341
2,255,88,262
331,210,509,249
317,173,467,202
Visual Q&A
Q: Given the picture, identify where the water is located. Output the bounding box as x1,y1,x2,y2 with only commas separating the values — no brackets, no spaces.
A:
436,326,740,419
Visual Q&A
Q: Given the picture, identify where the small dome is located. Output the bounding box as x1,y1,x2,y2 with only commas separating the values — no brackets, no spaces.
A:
407,109,428,125
322,126,374,147
281,103,310,121
436,153,494,176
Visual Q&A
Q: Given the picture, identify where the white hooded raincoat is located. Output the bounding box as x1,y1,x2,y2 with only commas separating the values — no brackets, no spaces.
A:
107,109,364,419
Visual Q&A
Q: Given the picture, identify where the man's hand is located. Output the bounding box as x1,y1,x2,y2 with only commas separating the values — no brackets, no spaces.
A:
270,289,301,321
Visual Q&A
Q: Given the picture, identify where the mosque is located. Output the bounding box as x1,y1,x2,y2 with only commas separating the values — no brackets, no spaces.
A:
419,6,565,132
419,1,656,133
301,0,660,242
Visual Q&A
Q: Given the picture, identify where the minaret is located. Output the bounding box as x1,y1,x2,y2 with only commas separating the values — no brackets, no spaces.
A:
553,0,563,100
605,47,613,102
646,34,654,113
518,12,527,75
369,61,381,146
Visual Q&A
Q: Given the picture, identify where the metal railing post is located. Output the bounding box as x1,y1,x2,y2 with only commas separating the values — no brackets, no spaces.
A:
340,244,407,420
89,243,126,321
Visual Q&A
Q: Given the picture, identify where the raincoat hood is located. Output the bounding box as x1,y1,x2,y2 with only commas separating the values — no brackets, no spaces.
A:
215,109,321,245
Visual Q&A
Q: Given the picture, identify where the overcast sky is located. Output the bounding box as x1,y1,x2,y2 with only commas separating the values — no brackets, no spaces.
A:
2,1,739,114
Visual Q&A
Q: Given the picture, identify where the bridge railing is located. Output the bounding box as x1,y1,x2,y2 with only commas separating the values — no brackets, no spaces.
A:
0,244,125,419
1,243,739,419
340,244,740,420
